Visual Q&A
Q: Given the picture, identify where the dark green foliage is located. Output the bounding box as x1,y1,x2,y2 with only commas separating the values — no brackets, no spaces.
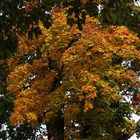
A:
100,0,140,36
0,0,53,38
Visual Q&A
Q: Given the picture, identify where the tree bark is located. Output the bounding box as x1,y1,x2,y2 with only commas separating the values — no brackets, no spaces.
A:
47,112,64,140
80,119,91,139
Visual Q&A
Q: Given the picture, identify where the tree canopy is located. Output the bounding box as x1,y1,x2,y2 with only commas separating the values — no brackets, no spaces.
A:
0,0,140,39
6,8,140,140
0,0,140,139
0,0,140,60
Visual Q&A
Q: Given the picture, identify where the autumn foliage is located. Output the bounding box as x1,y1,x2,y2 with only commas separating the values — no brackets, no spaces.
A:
7,8,140,139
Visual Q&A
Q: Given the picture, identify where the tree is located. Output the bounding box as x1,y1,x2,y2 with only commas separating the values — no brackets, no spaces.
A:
7,8,140,140
0,1,139,139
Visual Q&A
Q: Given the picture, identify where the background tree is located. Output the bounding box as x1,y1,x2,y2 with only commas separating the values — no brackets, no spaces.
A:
6,8,140,140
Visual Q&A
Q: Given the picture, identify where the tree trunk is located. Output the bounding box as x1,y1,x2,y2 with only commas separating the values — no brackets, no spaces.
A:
80,119,91,139
47,112,64,140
